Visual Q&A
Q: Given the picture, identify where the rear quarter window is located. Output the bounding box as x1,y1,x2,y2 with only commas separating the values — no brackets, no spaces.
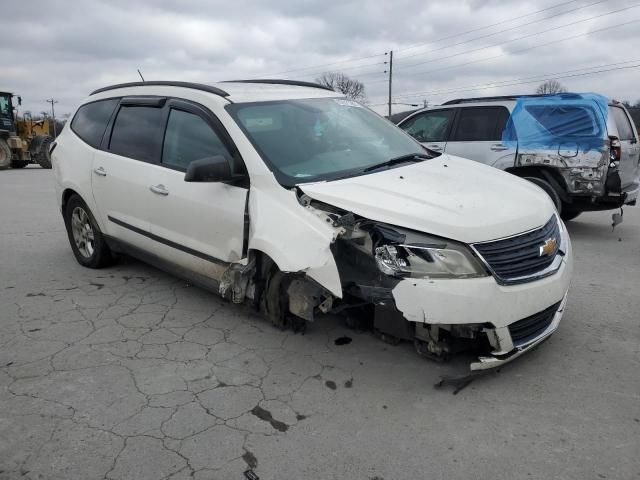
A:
70,99,119,148
524,104,601,137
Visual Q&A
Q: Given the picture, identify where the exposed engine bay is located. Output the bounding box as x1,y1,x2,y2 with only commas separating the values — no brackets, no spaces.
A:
218,190,500,369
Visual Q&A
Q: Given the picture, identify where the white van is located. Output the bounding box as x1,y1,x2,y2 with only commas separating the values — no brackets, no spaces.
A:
52,80,572,370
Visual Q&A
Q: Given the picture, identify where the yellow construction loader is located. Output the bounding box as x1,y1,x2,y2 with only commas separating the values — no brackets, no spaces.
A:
0,91,53,169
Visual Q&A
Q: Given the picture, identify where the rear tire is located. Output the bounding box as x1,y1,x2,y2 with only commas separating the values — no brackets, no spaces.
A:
523,176,562,215
0,139,11,170
11,160,29,168
35,136,53,169
63,195,114,268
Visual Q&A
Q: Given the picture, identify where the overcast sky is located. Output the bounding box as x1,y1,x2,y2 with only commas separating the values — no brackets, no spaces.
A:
2,0,639,117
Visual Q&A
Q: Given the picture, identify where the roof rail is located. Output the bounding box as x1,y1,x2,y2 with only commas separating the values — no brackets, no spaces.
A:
221,79,335,92
442,93,583,105
90,81,230,97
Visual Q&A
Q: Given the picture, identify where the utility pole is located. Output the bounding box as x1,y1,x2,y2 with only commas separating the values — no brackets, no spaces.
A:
387,50,393,118
45,98,58,137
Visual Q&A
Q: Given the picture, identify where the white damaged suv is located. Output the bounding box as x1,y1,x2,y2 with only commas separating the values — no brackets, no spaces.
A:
52,80,572,370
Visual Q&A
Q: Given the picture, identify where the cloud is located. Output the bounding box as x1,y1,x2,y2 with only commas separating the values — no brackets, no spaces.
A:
2,0,638,117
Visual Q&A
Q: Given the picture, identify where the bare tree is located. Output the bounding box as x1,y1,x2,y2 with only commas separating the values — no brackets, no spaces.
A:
536,79,568,95
315,72,367,102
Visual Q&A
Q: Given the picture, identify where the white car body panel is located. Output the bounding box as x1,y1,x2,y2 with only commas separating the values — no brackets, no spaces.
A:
247,186,342,297
444,140,517,168
52,126,102,228
91,149,159,252
300,154,556,244
148,167,247,263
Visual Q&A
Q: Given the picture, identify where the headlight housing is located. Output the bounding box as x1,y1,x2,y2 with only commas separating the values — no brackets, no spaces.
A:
374,235,487,279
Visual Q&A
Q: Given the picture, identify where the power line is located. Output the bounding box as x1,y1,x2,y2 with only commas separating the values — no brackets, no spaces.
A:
367,62,640,106
298,2,608,87
298,1,609,83
393,0,582,54
396,3,638,70
292,60,387,80
256,0,585,81
384,59,640,100
394,0,607,62
365,17,640,84
261,52,387,77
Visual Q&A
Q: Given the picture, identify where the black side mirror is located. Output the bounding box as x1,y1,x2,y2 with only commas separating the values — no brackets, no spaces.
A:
17,96,22,106
184,155,233,182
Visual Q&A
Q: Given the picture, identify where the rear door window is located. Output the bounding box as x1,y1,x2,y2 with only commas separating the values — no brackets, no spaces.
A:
451,107,509,141
610,106,635,141
400,109,455,142
109,105,164,162
71,99,119,148
161,109,233,171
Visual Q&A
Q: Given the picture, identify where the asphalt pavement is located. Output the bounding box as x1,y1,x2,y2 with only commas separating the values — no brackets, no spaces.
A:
1,166,638,480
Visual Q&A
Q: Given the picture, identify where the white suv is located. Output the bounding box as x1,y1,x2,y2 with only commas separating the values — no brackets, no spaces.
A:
52,80,572,370
398,94,640,221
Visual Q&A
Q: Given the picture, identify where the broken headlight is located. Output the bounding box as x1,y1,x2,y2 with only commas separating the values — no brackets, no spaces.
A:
374,238,487,279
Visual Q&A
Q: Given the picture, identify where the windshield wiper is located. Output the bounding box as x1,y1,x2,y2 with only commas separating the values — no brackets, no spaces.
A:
363,153,431,173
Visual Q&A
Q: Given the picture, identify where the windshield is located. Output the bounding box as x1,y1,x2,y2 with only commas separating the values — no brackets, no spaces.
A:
0,95,11,118
226,97,430,185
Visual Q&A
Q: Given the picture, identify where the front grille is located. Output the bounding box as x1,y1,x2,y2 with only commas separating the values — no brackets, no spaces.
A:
508,301,561,346
473,216,561,282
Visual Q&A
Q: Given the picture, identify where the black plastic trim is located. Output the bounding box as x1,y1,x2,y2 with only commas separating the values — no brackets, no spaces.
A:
107,215,227,265
120,96,167,107
70,97,121,149
158,98,249,184
90,81,230,98
222,79,335,92
442,93,583,105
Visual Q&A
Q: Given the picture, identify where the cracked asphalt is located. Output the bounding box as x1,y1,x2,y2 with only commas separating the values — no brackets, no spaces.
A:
1,167,639,480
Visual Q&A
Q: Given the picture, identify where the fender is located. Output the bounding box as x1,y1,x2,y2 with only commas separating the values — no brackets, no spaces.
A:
247,186,342,297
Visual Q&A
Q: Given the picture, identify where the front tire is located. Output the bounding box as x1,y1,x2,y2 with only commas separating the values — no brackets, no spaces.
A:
523,176,562,215
63,195,114,268
0,139,11,170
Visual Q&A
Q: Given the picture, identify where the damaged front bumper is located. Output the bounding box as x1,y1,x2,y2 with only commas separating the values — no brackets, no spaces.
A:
470,291,567,370
389,232,572,369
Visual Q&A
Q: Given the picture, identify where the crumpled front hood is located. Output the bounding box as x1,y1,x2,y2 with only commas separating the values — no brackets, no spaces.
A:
300,154,555,244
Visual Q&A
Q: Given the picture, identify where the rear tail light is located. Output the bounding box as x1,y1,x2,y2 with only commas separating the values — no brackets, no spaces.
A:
609,136,621,164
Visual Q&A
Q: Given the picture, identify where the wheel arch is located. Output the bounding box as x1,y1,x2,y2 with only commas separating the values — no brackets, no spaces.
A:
60,187,108,231
506,165,571,204
61,187,79,213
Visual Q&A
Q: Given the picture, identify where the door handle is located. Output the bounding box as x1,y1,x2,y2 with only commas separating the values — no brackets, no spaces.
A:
93,166,107,176
490,144,509,151
149,184,169,196
426,144,442,151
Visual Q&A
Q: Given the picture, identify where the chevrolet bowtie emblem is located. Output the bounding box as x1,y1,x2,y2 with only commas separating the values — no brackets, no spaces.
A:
539,237,557,257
